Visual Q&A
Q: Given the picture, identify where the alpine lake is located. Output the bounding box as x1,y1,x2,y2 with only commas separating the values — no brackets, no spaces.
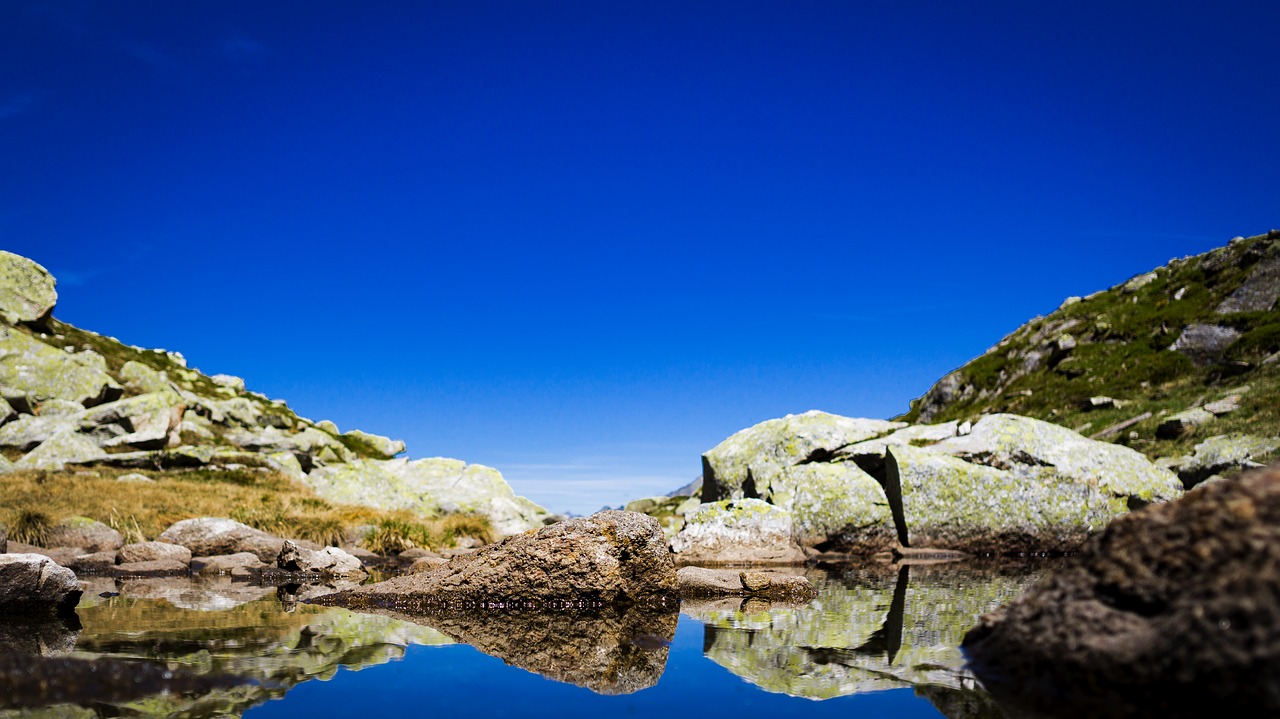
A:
0,559,1075,719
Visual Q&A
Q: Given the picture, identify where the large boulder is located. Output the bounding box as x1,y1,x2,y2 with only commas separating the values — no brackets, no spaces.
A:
1216,251,1280,313
156,517,285,563
305,457,551,536
0,553,82,615
0,251,57,327
784,463,894,552
0,413,77,451
119,541,192,565
311,510,677,611
668,499,807,565
15,429,107,470
80,390,186,449
932,414,1182,505
0,327,120,406
701,411,905,503
44,516,124,553
884,445,1122,554
964,465,1280,715
224,426,352,467
1170,323,1241,365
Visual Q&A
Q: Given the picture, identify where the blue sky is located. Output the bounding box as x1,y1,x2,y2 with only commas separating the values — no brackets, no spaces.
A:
2,2,1277,514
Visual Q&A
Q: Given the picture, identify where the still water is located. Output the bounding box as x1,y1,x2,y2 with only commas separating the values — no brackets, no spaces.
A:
0,563,1046,718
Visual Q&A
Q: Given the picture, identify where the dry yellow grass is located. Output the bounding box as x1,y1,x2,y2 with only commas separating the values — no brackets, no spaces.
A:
0,467,493,552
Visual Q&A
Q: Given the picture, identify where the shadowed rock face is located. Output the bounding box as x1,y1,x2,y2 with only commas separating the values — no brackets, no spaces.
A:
964,465,1280,717
392,607,678,695
312,510,678,612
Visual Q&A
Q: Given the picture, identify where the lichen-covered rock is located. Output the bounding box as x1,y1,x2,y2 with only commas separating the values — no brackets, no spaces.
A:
669,499,806,565
119,360,172,394
276,540,367,578
0,251,57,327
1175,434,1280,488
81,390,186,449
0,327,120,406
225,426,351,466
885,445,1125,554
0,413,76,450
157,518,285,562
45,516,124,552
963,465,1280,715
119,541,192,565
210,374,245,391
784,463,893,552
0,553,82,615
1155,406,1215,439
311,510,677,611
341,429,406,459
15,430,107,469
701,411,905,503
933,414,1182,504
305,457,551,536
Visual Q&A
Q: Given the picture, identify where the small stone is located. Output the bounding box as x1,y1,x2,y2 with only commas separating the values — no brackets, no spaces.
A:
1203,396,1241,416
1156,407,1216,439
117,472,155,483
739,571,772,592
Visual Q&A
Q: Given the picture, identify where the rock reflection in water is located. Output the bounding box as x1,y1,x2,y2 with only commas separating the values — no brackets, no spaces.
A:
686,563,1043,701
386,607,680,695
0,614,80,655
0,576,453,719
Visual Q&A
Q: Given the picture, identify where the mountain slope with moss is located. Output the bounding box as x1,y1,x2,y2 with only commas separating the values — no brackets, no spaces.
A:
899,229,1280,471
0,250,550,543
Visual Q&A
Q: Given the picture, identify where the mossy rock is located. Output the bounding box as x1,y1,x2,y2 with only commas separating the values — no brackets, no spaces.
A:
0,250,57,326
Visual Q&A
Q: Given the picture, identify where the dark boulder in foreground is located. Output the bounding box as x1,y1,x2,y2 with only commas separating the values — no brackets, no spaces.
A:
963,465,1280,716
311,510,678,611
0,554,82,616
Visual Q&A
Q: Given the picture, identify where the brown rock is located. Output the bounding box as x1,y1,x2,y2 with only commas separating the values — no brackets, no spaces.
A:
110,559,189,578
118,541,191,565
45,517,123,553
157,518,284,563
409,556,449,574
312,510,677,611
190,552,265,576
66,550,117,575
963,465,1280,715
0,553,82,615
675,566,815,601
739,570,772,592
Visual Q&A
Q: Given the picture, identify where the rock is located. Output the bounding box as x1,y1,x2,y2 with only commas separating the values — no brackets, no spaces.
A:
0,413,76,450
0,327,120,406
44,516,123,552
1155,407,1216,439
225,426,351,467
38,398,82,416
305,457,551,536
119,541,192,565
669,499,807,565
397,547,437,560
118,360,172,394
189,552,266,576
701,410,905,503
4,542,85,566
932,414,1183,504
1216,252,1280,313
16,430,106,470
1122,271,1158,292
1202,395,1241,415
0,251,57,327
0,553,82,615
66,550,118,574
1176,434,1280,488
110,559,190,578
676,566,816,601
963,465,1280,715
276,540,367,578
1170,323,1241,365
785,463,894,552
1086,396,1125,410
315,419,340,434
884,445,1125,554
81,391,186,450
157,517,285,563
409,556,449,573
341,429,406,459
117,472,155,483
210,374,245,391
311,510,677,611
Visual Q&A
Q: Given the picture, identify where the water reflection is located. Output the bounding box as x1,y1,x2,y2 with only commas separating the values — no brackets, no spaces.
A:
0,564,1062,717
684,562,1043,701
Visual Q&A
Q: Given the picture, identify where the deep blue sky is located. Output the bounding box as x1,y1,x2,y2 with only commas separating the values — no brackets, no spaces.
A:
3,2,1277,514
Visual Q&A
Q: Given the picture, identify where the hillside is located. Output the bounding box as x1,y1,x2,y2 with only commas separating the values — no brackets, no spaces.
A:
899,229,1280,469
0,250,550,542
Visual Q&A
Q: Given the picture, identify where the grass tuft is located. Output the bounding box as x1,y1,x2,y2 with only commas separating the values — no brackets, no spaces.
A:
10,509,52,546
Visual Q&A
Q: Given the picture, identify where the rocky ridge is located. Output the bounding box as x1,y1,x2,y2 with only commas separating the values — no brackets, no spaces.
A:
0,251,549,535
901,229,1280,480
